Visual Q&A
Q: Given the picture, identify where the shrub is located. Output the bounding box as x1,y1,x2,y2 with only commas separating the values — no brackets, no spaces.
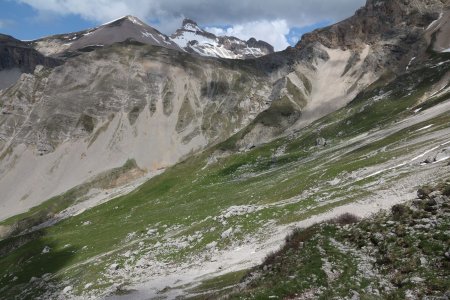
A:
284,226,317,249
442,184,450,197
417,186,433,199
263,251,278,268
331,213,360,225
261,226,318,269
391,204,411,220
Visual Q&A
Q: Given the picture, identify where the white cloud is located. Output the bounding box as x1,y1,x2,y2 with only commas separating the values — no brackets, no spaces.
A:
0,19,13,29
17,0,365,29
206,20,290,51
18,0,153,22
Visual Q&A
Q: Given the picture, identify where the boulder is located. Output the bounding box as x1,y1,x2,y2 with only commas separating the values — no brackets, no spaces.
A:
221,227,233,239
41,246,51,254
316,137,327,147
147,229,157,236
205,241,217,250
435,148,450,162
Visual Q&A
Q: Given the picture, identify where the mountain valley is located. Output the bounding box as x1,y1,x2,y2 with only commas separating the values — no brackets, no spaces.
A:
0,0,449,299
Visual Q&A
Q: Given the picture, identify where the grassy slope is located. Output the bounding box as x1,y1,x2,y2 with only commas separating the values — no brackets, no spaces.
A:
225,183,450,300
0,54,449,299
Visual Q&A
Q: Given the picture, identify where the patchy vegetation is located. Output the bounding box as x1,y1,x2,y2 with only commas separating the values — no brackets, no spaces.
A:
223,182,450,299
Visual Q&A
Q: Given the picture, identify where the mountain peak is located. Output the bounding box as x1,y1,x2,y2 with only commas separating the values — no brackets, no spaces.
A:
170,18,274,59
124,15,146,25
181,18,202,32
102,15,146,27
296,0,444,51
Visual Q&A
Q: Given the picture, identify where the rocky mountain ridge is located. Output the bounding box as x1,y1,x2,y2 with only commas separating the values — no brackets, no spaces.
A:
170,18,274,59
296,0,448,73
29,16,274,60
297,0,446,49
29,16,181,57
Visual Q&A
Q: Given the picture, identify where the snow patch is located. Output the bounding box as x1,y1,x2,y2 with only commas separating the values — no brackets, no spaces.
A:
101,16,129,26
426,13,443,30
171,31,218,48
158,34,172,45
183,23,202,32
141,31,160,44
432,60,450,68
83,30,95,37
128,16,144,26
406,57,416,70
415,124,433,132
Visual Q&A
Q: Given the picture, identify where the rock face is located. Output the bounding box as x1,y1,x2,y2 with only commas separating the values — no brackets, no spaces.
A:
426,9,450,53
170,19,274,59
0,35,60,72
296,0,447,71
298,0,444,49
230,0,448,147
0,34,61,89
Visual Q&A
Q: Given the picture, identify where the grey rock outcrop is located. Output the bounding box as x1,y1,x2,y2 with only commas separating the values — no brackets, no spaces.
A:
0,34,61,89
296,0,447,72
0,34,61,72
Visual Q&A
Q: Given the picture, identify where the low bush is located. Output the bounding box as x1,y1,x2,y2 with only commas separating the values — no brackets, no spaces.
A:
331,213,360,225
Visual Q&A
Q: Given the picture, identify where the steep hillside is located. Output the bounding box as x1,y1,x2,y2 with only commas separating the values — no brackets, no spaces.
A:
0,49,448,299
0,42,275,221
0,0,449,299
1,0,446,222
286,0,448,131
224,183,450,299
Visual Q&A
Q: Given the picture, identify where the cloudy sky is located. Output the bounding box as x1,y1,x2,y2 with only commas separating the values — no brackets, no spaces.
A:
0,0,365,50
